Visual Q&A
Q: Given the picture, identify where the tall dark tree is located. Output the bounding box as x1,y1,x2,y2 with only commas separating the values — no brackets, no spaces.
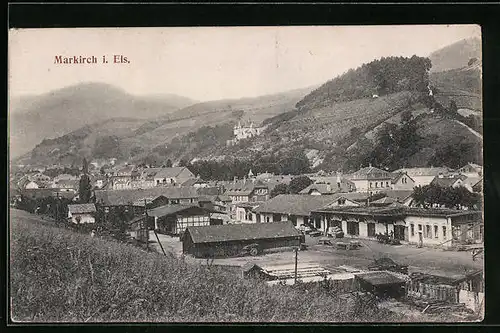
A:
270,183,289,198
288,176,313,194
164,159,173,168
79,158,92,203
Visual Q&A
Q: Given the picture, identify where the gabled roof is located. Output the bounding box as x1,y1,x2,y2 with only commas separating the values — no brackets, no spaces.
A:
378,190,414,202
68,203,96,214
21,188,77,200
389,172,415,184
94,187,199,206
299,178,355,195
254,194,337,216
394,167,451,177
458,163,482,172
185,221,302,244
148,204,206,218
430,175,466,187
348,166,393,181
153,167,193,179
370,196,397,205
316,205,481,218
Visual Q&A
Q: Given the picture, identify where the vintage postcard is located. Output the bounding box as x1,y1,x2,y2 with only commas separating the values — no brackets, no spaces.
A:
8,25,483,322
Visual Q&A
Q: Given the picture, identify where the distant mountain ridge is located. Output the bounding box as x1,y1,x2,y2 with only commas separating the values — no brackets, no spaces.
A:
9,82,198,158
13,85,316,166
429,37,481,73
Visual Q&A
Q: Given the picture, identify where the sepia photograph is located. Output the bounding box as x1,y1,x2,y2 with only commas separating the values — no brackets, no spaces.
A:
8,25,483,323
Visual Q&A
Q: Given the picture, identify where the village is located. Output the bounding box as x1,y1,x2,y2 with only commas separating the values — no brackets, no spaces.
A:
9,154,484,320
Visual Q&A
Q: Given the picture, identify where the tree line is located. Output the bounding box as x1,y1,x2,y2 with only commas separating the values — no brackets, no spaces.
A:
185,151,312,181
296,55,432,110
412,184,481,210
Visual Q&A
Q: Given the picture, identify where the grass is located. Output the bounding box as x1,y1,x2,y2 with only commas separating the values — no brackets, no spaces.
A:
9,214,413,323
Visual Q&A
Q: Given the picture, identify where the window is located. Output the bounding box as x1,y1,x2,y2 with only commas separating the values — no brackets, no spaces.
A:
434,225,439,239
375,182,378,188
370,182,373,188
418,224,422,231
410,224,415,236
272,214,281,222
386,182,389,187
426,225,431,238
442,226,447,239
266,216,270,223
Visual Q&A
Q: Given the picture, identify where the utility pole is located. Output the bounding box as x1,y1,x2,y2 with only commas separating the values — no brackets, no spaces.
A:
294,247,298,285
144,198,149,251
55,192,60,225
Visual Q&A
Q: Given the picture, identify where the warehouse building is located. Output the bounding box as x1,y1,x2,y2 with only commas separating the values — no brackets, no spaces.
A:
182,221,302,258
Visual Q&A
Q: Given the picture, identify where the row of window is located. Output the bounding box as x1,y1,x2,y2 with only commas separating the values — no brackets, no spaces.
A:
410,223,447,239
369,181,390,188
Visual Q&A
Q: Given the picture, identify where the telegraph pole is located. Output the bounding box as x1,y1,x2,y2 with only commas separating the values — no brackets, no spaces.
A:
144,198,149,251
294,247,298,285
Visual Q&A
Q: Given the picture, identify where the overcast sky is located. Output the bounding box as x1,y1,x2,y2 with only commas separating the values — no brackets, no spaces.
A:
9,25,480,102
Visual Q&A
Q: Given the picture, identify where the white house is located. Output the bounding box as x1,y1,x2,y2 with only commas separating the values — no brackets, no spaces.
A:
346,166,393,194
311,206,482,248
394,167,451,188
67,203,96,224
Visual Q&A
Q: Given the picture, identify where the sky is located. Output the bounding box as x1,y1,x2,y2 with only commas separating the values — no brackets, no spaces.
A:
9,25,480,102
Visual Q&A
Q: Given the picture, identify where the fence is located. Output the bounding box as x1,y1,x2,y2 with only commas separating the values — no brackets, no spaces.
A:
407,281,458,303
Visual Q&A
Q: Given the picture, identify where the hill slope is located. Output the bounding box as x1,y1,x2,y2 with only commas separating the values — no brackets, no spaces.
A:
9,82,198,158
429,37,481,73
15,86,315,166
11,209,401,322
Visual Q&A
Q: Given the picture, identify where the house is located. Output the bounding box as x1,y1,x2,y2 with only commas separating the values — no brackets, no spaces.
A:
377,190,414,206
394,167,451,187
389,171,415,190
312,205,408,240
457,163,483,178
94,187,200,208
235,201,264,223
147,204,212,235
224,178,270,203
152,167,195,186
181,177,209,188
346,166,393,194
311,206,482,248
93,187,200,222
299,176,356,195
67,203,96,224
253,194,349,228
430,174,468,189
181,221,302,258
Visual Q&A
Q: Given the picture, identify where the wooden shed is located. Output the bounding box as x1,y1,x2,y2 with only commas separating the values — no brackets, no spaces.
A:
182,221,303,258
148,204,211,235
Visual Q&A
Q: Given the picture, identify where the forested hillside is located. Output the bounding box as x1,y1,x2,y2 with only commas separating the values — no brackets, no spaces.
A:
296,56,432,110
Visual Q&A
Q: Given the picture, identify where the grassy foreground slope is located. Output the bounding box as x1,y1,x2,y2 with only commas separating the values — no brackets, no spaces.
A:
10,211,403,322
